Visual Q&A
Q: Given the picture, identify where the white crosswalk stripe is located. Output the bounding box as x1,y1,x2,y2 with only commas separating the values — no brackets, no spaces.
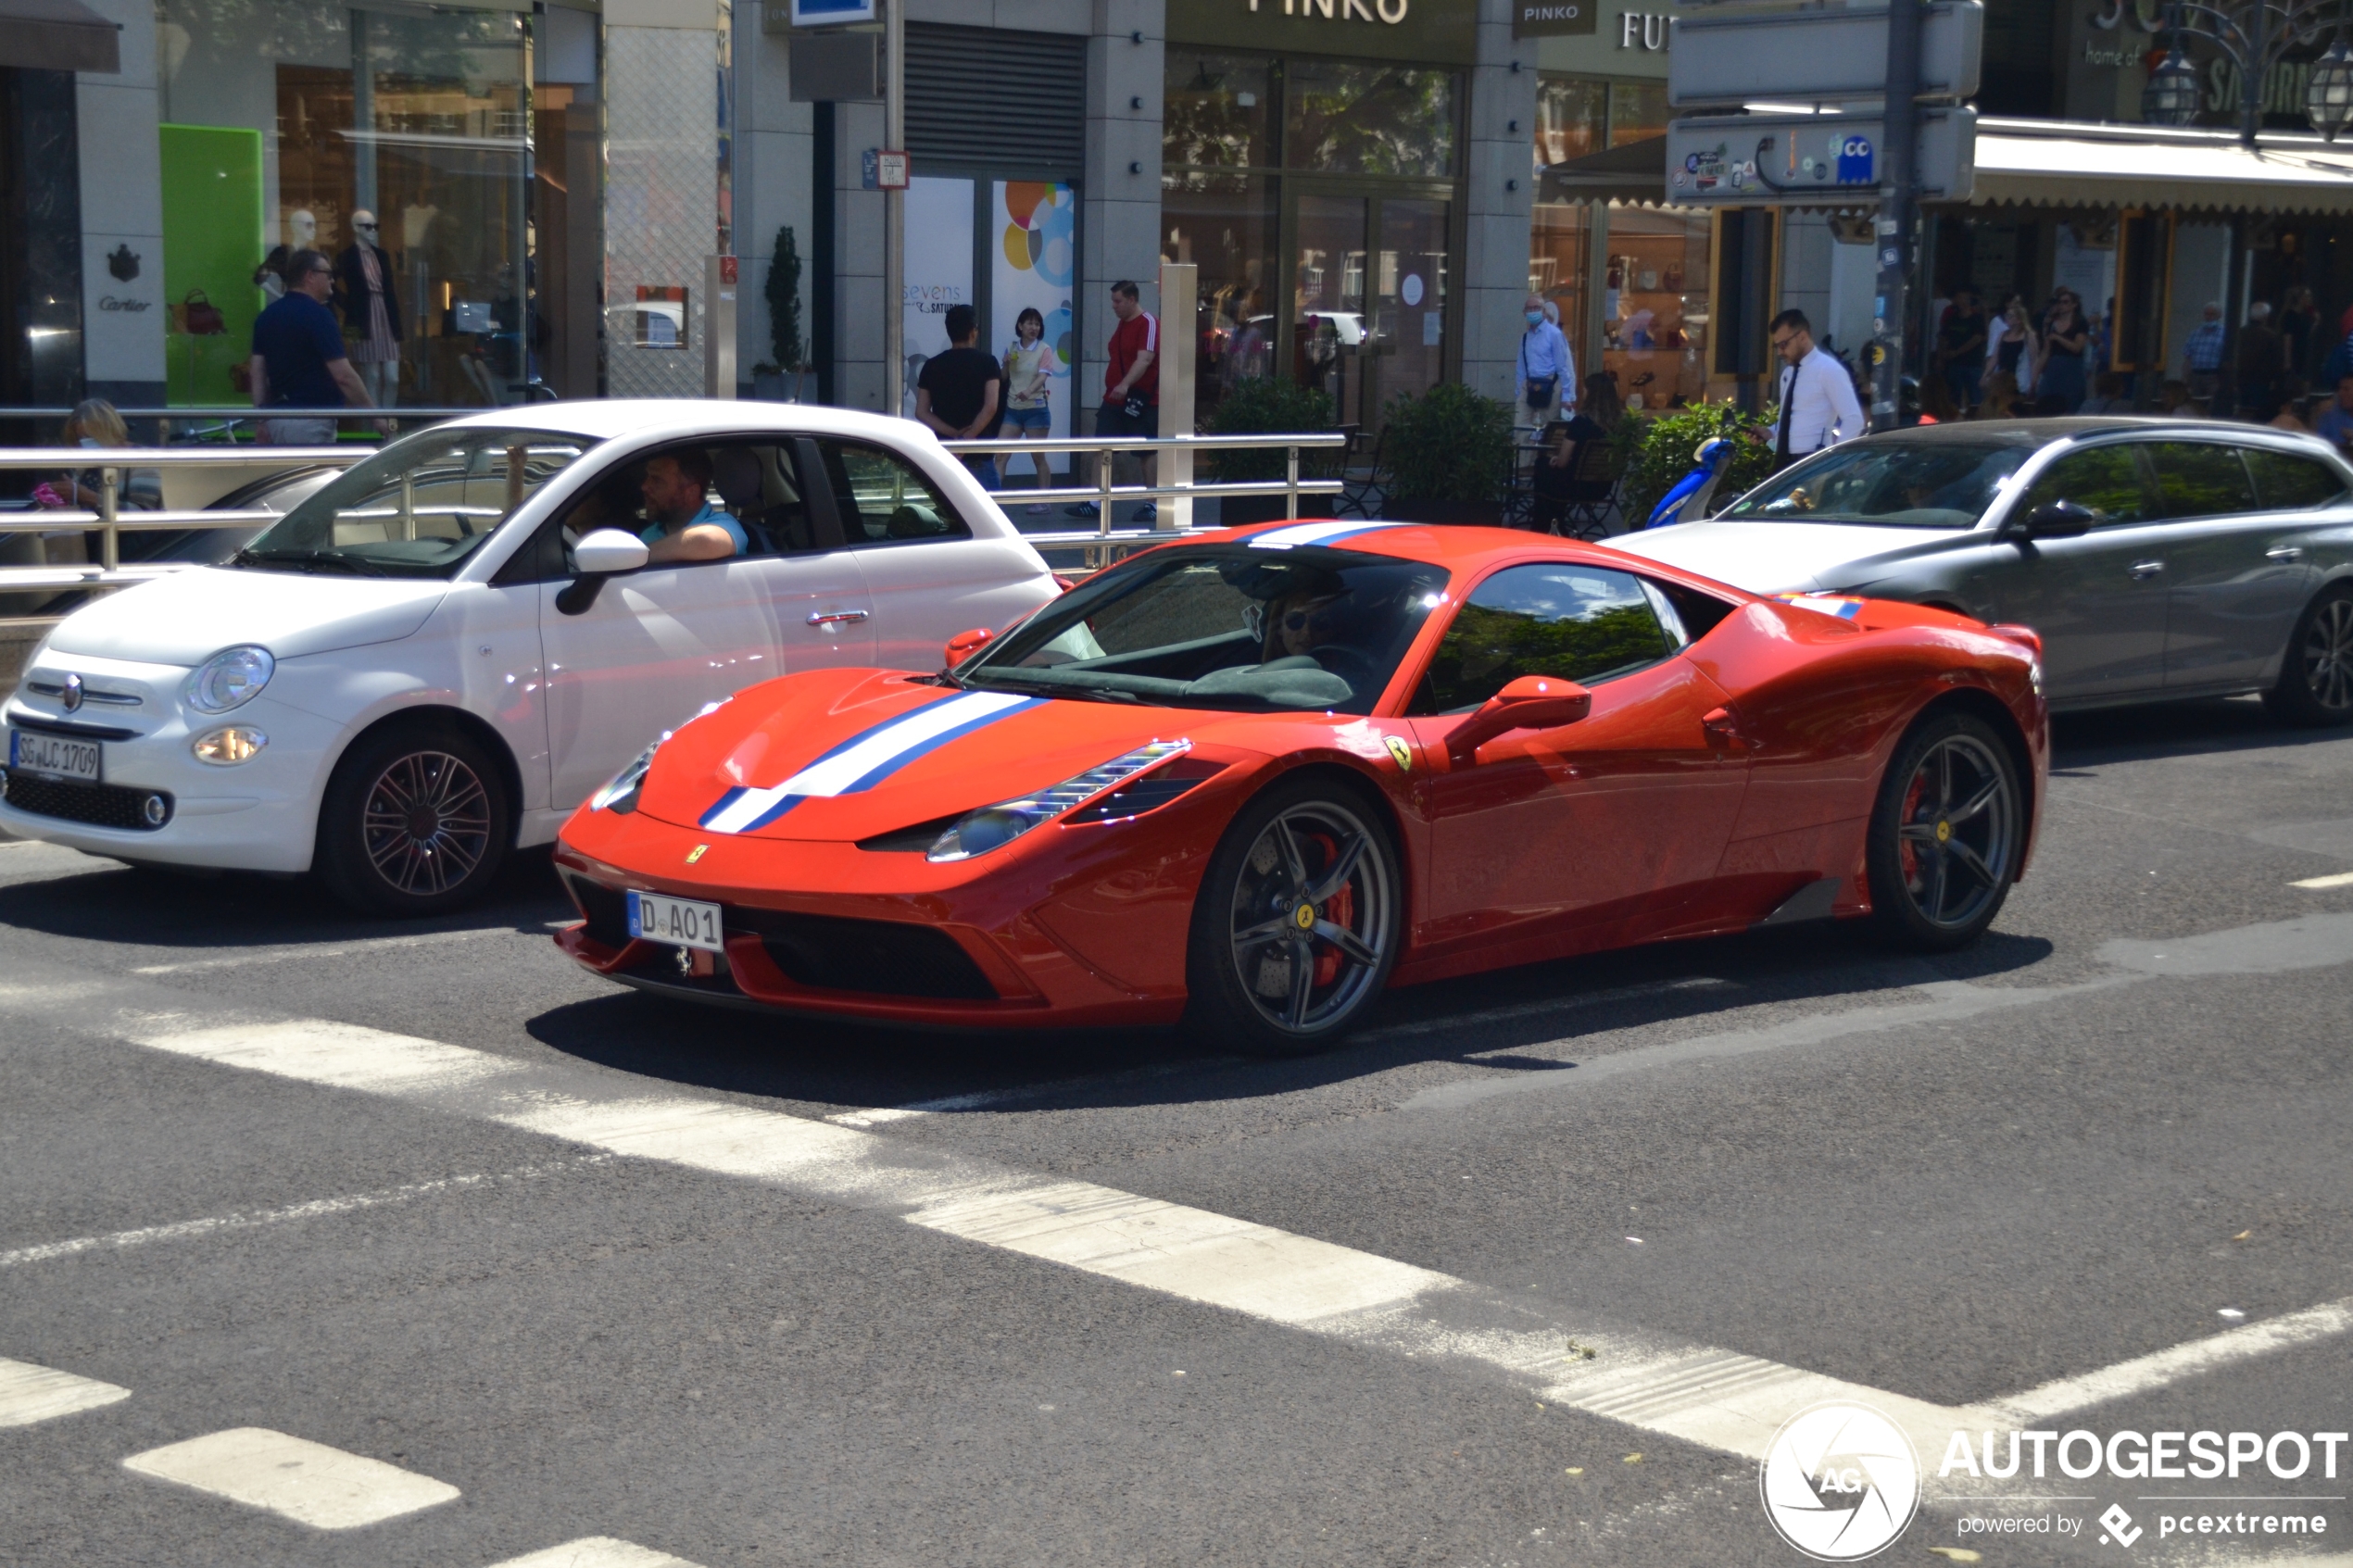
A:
483,1539,704,1567
0,1356,130,1427
121,1427,460,1529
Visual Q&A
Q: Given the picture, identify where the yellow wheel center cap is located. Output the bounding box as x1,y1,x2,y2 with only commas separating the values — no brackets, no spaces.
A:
1294,902,1317,931
1934,820,1953,843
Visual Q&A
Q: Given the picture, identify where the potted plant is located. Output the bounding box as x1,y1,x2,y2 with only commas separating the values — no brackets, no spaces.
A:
755,225,807,401
1205,377,1337,525
1378,382,1513,524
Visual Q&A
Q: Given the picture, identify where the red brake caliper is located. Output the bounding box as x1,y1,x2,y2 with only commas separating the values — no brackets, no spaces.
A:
1306,833,1354,987
1898,770,1927,891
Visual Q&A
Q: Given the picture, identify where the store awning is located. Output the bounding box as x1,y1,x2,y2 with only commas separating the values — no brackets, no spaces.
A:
0,0,119,74
1539,137,1672,207
1965,118,2353,216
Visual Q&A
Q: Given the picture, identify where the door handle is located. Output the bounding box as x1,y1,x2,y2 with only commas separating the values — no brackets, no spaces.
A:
806,608,871,627
1701,706,1750,751
2267,546,2306,562
2128,559,2165,580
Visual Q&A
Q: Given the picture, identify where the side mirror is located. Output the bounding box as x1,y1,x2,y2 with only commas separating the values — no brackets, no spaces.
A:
944,625,994,669
1449,674,1593,760
2006,500,2095,542
556,528,650,616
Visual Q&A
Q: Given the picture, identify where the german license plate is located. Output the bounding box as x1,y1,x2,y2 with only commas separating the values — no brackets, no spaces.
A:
627,888,724,952
6,727,101,784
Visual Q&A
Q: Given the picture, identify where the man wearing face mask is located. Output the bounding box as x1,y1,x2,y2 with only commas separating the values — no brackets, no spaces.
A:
1516,294,1575,430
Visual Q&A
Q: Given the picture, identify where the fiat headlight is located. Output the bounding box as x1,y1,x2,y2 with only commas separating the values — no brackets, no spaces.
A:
926,740,1191,862
185,646,274,714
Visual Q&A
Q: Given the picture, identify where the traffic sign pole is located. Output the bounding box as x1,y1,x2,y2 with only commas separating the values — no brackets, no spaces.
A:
1872,0,1922,433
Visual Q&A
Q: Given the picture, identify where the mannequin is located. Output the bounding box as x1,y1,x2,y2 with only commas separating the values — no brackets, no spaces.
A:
284,209,317,250
334,207,403,408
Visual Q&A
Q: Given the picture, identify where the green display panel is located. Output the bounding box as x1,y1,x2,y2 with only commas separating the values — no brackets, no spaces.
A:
160,124,265,406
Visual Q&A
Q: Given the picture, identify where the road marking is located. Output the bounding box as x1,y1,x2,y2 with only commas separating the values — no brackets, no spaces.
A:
121,1427,460,1528
2292,871,2353,889
112,1012,2353,1475
826,1057,1242,1128
0,1356,130,1427
1987,1296,2353,1423
1403,974,2137,1112
0,1156,610,1271
484,1539,704,1568
132,926,515,975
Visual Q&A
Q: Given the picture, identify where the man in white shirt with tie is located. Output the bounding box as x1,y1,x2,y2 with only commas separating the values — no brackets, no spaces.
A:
1769,308,1866,470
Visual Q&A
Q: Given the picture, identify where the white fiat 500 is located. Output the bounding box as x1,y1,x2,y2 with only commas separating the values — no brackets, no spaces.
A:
0,402,1062,913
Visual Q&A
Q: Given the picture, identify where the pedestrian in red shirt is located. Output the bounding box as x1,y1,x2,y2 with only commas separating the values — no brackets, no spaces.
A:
1077,279,1161,522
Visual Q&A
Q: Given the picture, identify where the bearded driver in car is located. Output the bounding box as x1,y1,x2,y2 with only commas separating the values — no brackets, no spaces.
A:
638,449,747,564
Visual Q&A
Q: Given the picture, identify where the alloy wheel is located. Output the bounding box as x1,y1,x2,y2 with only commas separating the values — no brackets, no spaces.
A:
360,749,493,897
1894,734,2017,933
1226,801,1393,1035
2299,595,2353,715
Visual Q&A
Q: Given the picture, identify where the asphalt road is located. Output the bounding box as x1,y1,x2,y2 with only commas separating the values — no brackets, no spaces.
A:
2,696,2349,1568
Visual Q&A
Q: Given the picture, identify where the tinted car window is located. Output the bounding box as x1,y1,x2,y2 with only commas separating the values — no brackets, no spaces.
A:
2149,442,2258,518
1718,439,2030,529
819,441,972,545
2017,445,2158,527
2245,447,2348,511
1411,563,1676,714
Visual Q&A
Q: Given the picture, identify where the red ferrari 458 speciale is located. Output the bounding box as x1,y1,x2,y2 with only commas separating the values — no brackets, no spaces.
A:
554,519,2047,1054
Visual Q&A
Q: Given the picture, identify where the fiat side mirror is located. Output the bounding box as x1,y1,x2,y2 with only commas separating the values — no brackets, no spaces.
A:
1449,674,1593,760
944,625,995,670
2005,500,2095,543
556,528,650,616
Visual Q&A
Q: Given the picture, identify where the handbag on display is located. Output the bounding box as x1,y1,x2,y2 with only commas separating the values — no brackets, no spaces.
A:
182,290,226,336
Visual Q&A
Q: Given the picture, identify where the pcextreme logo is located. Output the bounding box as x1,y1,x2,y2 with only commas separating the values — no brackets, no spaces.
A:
1759,1402,1923,1561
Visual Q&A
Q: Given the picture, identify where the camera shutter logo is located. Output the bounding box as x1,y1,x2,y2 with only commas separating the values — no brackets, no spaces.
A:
1758,1401,1921,1561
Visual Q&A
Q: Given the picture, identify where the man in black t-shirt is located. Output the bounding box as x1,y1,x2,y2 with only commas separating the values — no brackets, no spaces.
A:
1935,286,1987,416
915,304,1003,488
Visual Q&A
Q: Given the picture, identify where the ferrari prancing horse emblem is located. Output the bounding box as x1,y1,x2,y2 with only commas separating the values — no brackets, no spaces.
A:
1384,735,1414,771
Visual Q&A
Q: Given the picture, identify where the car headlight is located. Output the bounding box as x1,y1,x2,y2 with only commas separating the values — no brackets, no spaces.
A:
926,740,1192,862
592,741,661,813
186,646,274,714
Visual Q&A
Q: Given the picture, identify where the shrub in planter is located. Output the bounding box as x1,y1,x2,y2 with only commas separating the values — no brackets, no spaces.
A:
755,225,808,400
1205,378,1337,524
1380,383,1512,522
1608,401,1780,523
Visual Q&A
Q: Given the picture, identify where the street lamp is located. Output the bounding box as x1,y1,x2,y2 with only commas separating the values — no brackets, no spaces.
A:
2144,0,2353,144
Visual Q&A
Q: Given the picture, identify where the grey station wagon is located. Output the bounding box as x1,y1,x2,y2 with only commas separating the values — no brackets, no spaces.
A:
1616,419,2353,721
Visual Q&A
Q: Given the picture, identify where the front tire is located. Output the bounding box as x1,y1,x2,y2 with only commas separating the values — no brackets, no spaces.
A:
2262,583,2353,727
1865,710,2023,951
316,722,511,916
1185,778,1401,1057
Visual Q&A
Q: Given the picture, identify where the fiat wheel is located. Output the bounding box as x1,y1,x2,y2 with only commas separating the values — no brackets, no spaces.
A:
1186,778,1400,1056
317,722,511,916
1866,710,2023,951
2263,583,2353,728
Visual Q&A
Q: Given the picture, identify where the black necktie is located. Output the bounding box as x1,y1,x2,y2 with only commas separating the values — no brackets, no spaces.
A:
1776,360,1797,466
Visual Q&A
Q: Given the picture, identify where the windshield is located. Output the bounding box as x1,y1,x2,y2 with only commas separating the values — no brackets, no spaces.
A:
963,546,1450,713
1718,440,2029,530
233,426,600,578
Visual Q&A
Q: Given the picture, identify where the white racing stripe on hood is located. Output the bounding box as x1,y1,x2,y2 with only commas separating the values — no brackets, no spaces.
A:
699,689,1040,834
1246,521,1406,550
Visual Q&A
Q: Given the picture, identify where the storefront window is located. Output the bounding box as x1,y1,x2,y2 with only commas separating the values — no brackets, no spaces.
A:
1603,206,1710,408
157,0,598,408
1534,78,1604,170
1607,82,1668,148
1165,51,1277,169
1285,60,1455,179
1164,171,1281,405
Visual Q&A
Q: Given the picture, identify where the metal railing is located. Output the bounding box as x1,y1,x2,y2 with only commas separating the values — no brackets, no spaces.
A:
0,428,1354,593
939,432,1347,563
0,446,363,586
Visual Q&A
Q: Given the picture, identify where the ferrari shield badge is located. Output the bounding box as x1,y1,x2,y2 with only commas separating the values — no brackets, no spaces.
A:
686,844,711,864
1384,735,1415,771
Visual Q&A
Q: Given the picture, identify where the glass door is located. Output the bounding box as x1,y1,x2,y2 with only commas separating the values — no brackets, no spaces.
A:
1293,193,1368,425
1372,196,1449,412
1287,189,1451,431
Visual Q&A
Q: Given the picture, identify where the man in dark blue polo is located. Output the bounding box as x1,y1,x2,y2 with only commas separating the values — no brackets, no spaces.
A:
249,248,375,445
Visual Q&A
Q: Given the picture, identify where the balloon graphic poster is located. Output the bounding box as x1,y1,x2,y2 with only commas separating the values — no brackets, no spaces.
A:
991,181,1076,471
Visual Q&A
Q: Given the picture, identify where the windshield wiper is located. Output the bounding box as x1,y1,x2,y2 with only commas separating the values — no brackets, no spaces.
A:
233,547,386,577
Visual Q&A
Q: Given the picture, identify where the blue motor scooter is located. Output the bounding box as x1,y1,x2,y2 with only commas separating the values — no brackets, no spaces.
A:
1640,437,1738,531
